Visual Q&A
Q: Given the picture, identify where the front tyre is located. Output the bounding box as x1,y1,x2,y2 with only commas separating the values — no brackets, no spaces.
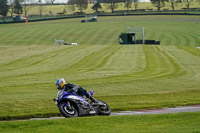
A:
97,100,111,116
59,102,78,118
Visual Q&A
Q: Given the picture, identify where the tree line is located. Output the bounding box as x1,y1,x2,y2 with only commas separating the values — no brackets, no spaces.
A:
0,0,200,17
66,0,200,14
150,0,199,11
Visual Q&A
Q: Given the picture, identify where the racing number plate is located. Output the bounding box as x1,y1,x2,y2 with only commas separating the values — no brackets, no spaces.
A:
90,111,96,114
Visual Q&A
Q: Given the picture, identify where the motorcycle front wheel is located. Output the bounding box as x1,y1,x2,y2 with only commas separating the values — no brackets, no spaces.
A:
59,102,78,118
97,100,111,116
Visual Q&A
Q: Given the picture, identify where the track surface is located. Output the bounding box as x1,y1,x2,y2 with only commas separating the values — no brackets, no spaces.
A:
3,105,200,121
28,105,200,121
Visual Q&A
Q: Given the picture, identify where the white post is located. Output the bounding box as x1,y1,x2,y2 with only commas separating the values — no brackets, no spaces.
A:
142,27,145,44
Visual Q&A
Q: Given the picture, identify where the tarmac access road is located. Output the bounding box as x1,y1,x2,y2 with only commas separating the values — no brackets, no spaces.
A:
28,105,200,121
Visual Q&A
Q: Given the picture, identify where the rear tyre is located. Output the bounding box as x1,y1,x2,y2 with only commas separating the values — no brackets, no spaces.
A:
59,102,78,118
97,100,111,116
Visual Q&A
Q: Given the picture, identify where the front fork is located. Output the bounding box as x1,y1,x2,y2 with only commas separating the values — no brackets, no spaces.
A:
65,101,72,109
53,98,71,109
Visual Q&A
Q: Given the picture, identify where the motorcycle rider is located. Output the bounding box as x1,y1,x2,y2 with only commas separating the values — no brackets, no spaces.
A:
55,78,98,104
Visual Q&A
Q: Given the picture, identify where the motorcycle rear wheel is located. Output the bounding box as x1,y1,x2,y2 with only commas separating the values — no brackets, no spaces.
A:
59,102,78,118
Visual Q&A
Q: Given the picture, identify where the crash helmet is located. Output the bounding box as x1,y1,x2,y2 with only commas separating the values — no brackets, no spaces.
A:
55,78,66,90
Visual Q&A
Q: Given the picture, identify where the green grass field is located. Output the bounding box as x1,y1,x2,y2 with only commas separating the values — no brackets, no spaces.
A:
1,112,200,133
0,15,200,131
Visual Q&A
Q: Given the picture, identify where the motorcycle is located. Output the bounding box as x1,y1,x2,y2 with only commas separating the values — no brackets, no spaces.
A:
54,90,111,118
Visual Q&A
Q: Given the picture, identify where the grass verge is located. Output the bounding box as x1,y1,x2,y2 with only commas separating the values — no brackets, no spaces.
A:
0,112,200,133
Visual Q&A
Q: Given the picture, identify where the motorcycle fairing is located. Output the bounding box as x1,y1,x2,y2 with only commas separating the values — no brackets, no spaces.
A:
57,90,97,116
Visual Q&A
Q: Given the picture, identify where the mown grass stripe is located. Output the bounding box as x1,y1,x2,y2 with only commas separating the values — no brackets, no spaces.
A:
166,33,177,46
110,29,122,45
168,46,200,79
135,45,177,78
164,33,172,46
185,32,200,46
177,46,200,57
172,33,182,46
177,33,192,46
182,33,196,46
0,29,19,44
27,28,50,45
94,45,145,75
57,28,79,43
9,28,39,45
87,46,122,71
94,29,115,45
84,28,105,45
2,46,104,82
23,28,43,45
75,45,187,87
68,28,88,44
158,32,166,42
155,46,187,78
0,52,61,72
101,29,119,45
148,32,156,41
0,46,88,78
64,46,122,74
75,29,94,45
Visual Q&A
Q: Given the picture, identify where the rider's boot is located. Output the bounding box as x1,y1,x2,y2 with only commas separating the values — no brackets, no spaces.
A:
90,96,98,103
90,96,105,106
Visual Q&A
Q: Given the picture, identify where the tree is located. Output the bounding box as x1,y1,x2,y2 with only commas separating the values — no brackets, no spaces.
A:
104,0,122,13
67,5,76,14
76,0,88,13
167,0,181,10
133,0,139,10
182,0,194,10
38,0,45,16
22,0,34,17
0,0,9,16
150,0,167,11
67,0,76,14
51,0,55,4
8,0,15,16
68,0,88,13
124,0,132,11
91,2,102,12
14,0,23,15
168,0,175,10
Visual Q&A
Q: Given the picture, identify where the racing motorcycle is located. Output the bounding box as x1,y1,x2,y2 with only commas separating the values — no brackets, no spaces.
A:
54,90,111,118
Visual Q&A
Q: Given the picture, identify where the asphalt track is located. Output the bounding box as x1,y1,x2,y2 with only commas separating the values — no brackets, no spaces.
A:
28,105,200,121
